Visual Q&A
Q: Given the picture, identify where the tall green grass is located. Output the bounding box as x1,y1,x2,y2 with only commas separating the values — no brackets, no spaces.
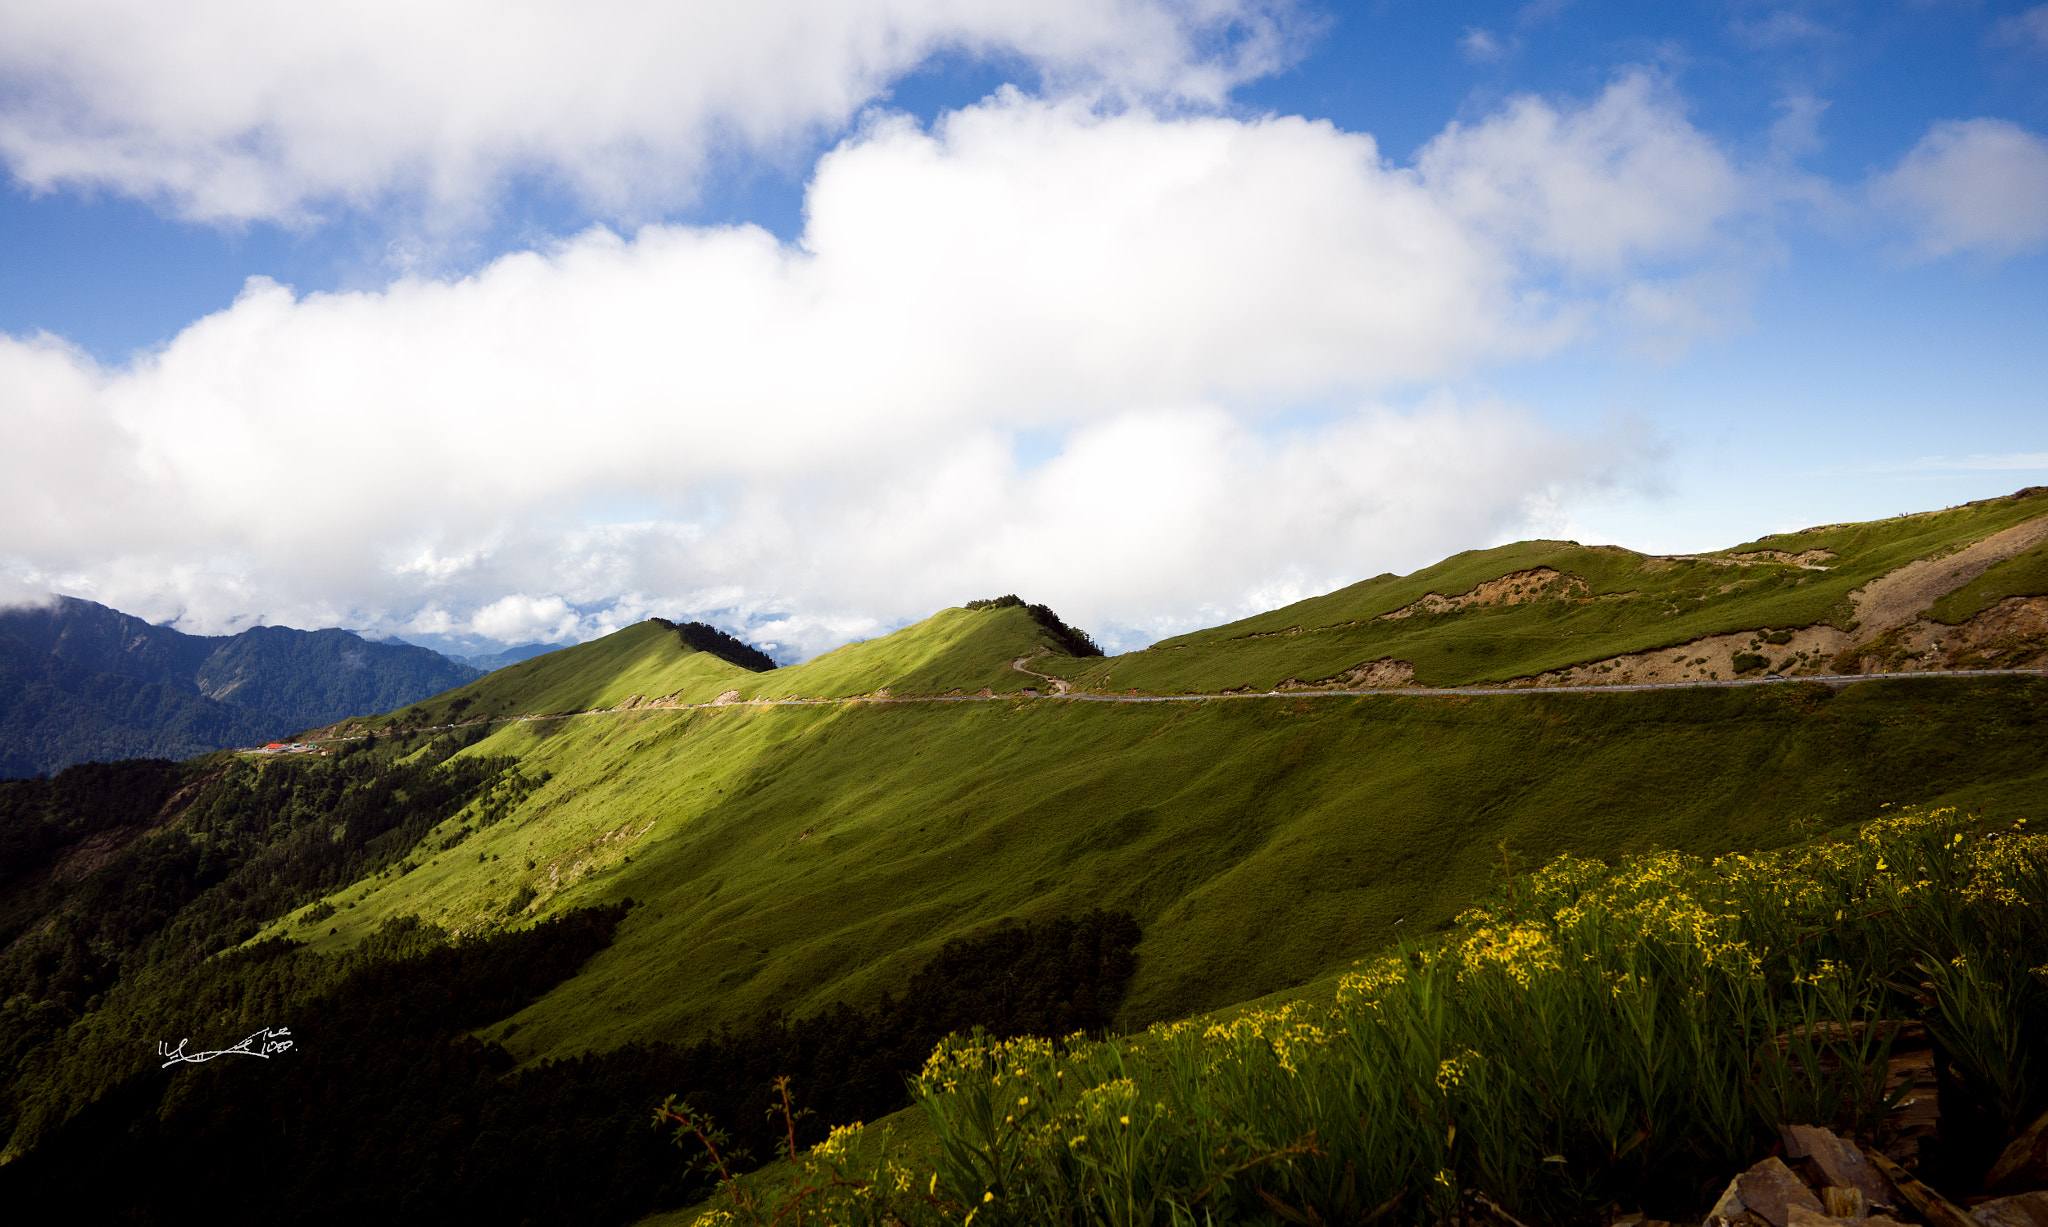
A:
688,806,2047,1226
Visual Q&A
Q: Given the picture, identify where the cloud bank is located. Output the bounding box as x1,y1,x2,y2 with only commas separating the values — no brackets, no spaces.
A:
0,82,1752,654
0,0,1290,224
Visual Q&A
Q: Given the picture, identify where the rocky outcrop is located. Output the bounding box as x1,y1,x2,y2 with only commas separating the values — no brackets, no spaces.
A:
1699,1130,1933,1227
1988,1111,2048,1198
1676,1110,2048,1227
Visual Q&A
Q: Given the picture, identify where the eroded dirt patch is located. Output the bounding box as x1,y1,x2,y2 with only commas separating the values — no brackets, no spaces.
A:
1508,624,1852,687
1728,548,1837,566
1834,595,2048,675
1848,514,2048,630
1379,568,1589,620
1497,513,2048,688
1276,658,1417,690
1502,595,2048,687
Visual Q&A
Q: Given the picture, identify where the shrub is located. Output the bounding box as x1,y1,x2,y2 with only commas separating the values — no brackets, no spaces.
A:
964,596,1106,657
1732,652,1770,674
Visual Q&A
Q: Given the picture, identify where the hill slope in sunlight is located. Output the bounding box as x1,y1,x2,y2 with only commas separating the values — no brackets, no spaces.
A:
9,490,2048,1223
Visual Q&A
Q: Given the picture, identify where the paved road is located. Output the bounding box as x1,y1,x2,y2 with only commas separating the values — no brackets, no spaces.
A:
285,666,2048,746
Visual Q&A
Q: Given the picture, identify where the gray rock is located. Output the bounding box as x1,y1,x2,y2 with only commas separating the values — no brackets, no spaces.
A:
1707,1174,1753,1226
1786,1207,1912,1227
1986,1109,2048,1195
1781,1124,1895,1212
1737,1157,1827,1227
1972,1191,2048,1227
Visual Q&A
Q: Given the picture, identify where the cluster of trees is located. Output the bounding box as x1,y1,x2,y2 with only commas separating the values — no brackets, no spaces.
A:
964,595,1106,658
0,728,511,1147
650,617,780,672
3,903,1142,1226
2,906,638,1225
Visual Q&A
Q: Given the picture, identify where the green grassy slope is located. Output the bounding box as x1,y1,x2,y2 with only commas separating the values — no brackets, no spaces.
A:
266,675,2048,1071
1041,487,2048,693
348,620,756,730
735,605,1076,700
256,490,2048,1081
355,491,2048,734
346,604,1088,736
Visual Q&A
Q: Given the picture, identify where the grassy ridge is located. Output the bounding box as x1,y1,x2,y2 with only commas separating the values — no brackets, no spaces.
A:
354,491,2048,733
378,605,1082,733
1042,488,2048,693
260,677,2048,1071
735,606,1077,701
361,620,755,728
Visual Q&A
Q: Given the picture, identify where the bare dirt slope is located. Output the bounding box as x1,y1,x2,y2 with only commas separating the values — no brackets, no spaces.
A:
1850,513,2048,630
1508,511,2048,688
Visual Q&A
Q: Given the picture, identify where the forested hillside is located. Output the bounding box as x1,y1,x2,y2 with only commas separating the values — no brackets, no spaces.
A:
0,597,483,777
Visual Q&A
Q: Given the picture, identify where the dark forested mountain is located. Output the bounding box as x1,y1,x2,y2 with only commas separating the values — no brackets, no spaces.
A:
0,597,482,778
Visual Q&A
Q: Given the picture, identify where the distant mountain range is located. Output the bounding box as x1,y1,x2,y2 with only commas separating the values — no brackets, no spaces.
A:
0,597,496,778
440,642,564,673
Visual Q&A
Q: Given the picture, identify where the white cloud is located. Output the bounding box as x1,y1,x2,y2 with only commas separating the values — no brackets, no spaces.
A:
0,572,60,611
468,594,582,643
1766,96,1828,162
1994,5,2048,54
1459,28,1518,64
1875,118,2048,259
1416,73,1745,278
0,85,1750,657
0,0,1290,224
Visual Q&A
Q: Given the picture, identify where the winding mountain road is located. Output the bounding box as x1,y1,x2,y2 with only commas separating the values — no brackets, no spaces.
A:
290,665,2048,746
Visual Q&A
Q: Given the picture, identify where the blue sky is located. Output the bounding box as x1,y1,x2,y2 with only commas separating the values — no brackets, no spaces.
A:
0,0,2043,657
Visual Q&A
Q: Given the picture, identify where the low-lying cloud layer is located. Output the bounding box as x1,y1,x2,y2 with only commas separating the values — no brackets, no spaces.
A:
2,83,1746,654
